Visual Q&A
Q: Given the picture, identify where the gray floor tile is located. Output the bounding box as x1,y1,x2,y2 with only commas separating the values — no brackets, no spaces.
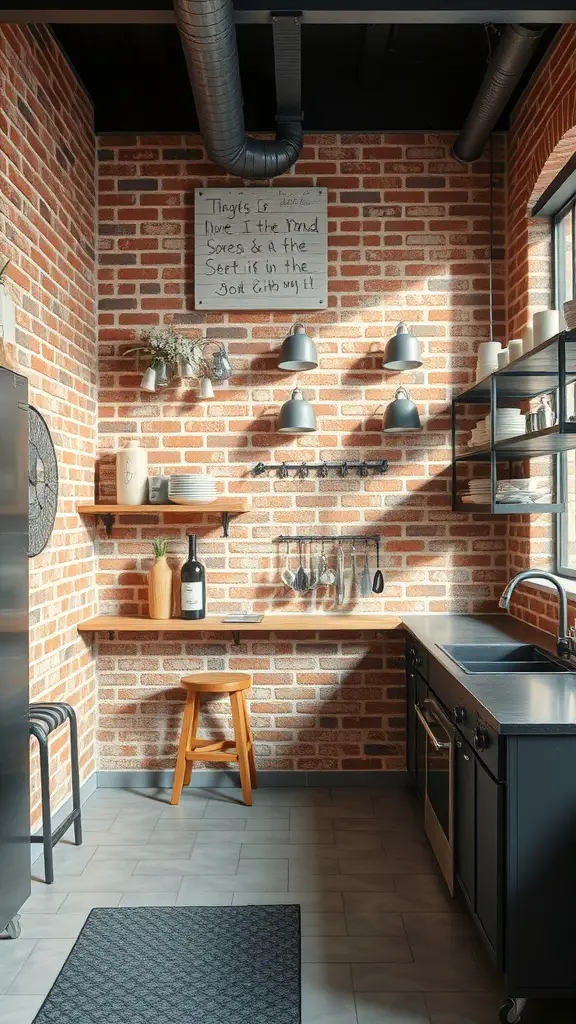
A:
345,910,406,938
241,844,348,863
0,994,45,1024
0,941,37,995
194,829,291,845
355,991,431,1023
92,843,196,861
118,893,180,907
289,872,397,892
20,893,67,915
49,864,139,891
425,991,503,1023
134,848,240,876
333,832,385,851
339,852,436,875
56,893,122,914
401,913,476,949
250,788,331,806
175,891,234,906
301,912,348,937
232,891,344,911
18,913,87,939
202,802,289,820
289,830,337,844
177,859,288,894
344,890,460,915
302,935,413,963
7,939,76,995
153,817,245,832
33,844,97,878
302,962,358,1024
351,951,491,993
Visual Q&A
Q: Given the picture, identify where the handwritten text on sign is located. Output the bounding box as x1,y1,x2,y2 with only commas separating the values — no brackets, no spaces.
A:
194,187,328,310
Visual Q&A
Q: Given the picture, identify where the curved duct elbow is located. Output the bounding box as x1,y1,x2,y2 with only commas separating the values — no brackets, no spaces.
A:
452,24,545,163
174,0,303,178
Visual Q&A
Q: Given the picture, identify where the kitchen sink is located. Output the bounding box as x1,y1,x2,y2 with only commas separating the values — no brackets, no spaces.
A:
437,643,570,674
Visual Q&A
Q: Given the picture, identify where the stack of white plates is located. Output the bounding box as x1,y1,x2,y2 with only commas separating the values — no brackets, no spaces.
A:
467,410,525,447
459,478,552,505
168,474,216,505
564,299,576,330
476,341,502,381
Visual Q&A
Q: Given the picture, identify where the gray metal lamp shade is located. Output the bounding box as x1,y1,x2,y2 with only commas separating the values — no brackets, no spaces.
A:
278,387,317,433
383,322,422,370
382,387,422,433
278,323,318,371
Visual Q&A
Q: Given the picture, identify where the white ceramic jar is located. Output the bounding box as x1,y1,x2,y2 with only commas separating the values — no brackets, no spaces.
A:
533,310,560,347
116,440,148,505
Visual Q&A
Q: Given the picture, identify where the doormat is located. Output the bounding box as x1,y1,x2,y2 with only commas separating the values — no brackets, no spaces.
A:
33,904,301,1023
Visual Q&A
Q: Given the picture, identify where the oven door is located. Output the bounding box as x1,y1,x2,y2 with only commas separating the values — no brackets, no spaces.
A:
414,696,455,895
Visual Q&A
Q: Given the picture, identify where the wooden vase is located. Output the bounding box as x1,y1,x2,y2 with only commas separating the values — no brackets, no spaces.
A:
148,556,173,619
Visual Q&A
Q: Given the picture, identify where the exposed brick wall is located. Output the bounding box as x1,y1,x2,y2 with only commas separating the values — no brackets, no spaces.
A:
94,132,508,773
506,26,576,629
0,25,97,819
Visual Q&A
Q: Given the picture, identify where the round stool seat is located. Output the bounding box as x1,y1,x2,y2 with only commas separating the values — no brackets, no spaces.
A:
180,671,251,694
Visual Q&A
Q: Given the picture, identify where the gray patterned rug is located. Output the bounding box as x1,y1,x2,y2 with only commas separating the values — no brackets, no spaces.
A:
33,905,301,1023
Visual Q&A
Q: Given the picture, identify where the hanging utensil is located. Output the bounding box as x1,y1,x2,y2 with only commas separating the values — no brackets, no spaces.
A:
308,539,318,590
293,538,309,592
372,538,384,594
360,539,372,597
280,539,295,587
336,541,345,605
319,537,336,586
350,539,357,602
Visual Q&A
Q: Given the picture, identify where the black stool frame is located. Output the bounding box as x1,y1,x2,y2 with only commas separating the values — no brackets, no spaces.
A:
29,702,83,884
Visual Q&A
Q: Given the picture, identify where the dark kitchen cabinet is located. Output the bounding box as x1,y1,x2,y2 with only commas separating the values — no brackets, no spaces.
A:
454,732,503,963
405,644,427,800
454,734,475,907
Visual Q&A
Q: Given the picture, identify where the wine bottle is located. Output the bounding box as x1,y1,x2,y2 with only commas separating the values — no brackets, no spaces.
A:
180,534,206,620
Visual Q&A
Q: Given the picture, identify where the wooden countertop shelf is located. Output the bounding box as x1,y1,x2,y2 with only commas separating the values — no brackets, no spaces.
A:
78,498,249,538
77,613,403,642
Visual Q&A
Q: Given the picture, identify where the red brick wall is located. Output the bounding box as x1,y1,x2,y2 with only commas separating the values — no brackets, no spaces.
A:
506,26,576,629
0,25,98,819
94,132,508,773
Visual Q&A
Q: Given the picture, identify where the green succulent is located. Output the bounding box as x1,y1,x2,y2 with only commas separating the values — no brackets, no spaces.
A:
153,537,169,559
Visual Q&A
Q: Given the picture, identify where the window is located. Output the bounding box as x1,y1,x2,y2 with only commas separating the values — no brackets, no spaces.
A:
555,197,576,577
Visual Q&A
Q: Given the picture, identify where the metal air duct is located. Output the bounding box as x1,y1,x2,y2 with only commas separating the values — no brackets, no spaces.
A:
452,24,545,163
173,0,303,178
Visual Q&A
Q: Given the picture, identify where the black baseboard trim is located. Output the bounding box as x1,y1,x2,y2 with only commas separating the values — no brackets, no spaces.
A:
96,769,410,789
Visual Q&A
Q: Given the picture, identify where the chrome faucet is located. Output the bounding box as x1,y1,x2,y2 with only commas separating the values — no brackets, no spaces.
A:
499,570,570,659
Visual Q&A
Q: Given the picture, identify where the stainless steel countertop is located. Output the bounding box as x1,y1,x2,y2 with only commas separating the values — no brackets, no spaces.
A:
402,614,576,734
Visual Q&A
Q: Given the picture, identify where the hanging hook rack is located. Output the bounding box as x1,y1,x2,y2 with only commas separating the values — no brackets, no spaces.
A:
276,534,381,546
253,459,389,478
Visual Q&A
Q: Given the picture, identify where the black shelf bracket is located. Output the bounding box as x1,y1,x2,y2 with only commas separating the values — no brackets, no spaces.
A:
221,511,236,538
99,513,115,538
232,631,240,646
108,631,114,641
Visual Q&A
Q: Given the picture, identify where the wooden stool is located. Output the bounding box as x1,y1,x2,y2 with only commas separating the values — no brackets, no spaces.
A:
171,672,257,806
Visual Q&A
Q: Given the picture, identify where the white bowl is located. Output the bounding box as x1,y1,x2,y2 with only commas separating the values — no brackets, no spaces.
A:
169,496,217,505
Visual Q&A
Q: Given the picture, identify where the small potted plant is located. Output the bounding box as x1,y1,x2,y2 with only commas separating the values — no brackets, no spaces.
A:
148,537,173,619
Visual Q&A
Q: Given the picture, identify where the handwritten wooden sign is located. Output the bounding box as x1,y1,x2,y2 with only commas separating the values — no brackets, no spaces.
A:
194,187,328,310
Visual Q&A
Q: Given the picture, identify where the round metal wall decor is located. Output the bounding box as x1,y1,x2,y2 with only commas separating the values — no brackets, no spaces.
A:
28,405,58,557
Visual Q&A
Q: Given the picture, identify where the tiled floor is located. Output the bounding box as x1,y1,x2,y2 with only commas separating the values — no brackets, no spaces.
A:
1,785,574,1023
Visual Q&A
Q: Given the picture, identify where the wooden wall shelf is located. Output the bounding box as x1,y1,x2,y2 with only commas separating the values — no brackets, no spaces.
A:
78,498,249,537
77,613,403,643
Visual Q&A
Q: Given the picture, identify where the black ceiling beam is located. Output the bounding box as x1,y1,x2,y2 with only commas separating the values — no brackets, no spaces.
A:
1,4,575,24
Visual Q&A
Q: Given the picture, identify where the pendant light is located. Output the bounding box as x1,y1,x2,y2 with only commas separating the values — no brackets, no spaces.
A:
382,322,423,370
278,387,317,434
278,323,318,371
382,387,422,433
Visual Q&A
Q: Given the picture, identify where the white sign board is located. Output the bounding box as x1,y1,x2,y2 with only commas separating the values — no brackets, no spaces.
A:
194,187,328,310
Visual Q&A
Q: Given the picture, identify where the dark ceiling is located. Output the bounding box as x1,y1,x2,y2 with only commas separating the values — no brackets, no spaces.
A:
52,21,558,133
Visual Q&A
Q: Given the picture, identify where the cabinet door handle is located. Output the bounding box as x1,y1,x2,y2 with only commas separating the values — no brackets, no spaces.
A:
414,703,450,751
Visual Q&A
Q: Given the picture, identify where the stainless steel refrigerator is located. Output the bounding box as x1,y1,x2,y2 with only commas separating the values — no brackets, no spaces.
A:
0,365,30,935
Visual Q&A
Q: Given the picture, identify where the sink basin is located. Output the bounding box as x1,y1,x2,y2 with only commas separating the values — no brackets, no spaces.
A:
438,643,570,674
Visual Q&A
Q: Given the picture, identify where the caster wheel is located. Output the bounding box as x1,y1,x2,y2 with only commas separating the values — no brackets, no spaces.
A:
499,998,524,1023
5,915,21,939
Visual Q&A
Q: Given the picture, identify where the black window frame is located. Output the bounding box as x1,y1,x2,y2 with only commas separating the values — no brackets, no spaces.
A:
554,194,576,579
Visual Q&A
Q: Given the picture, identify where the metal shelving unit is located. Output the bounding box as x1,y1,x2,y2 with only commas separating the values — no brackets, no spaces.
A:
451,330,576,515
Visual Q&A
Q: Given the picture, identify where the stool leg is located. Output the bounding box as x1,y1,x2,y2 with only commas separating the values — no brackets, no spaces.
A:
183,697,200,787
67,707,83,846
171,692,196,806
230,691,252,806
37,733,54,884
241,692,258,790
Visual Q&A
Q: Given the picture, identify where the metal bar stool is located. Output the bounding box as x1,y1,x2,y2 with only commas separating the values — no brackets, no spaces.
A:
29,702,83,884
171,672,257,806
